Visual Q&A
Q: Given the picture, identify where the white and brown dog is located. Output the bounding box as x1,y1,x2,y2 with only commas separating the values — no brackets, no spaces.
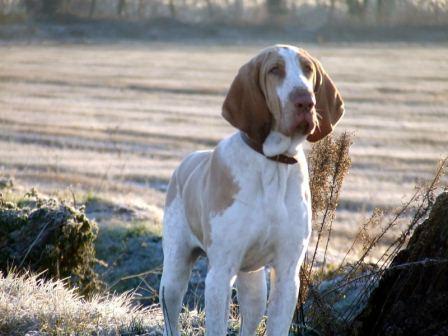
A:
160,44,344,336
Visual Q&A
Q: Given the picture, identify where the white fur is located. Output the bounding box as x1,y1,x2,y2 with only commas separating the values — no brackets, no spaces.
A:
286,133,307,156
263,131,307,157
262,131,291,157
276,46,313,109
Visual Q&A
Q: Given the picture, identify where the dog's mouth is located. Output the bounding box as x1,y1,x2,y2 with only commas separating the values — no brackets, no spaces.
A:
289,111,318,136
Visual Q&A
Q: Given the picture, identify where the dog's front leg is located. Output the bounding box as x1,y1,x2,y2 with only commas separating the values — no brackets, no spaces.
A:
204,266,235,336
266,262,301,336
237,269,267,336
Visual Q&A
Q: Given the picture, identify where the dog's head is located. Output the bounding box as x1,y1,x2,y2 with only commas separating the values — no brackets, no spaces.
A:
222,45,344,156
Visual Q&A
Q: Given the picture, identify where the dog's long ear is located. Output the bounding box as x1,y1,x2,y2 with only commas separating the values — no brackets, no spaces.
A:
222,56,272,144
307,55,344,142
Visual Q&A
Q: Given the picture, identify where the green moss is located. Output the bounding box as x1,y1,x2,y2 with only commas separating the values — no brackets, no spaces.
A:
124,221,162,240
0,189,103,297
84,190,98,204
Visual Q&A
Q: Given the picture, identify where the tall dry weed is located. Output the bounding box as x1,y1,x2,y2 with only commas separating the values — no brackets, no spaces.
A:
307,131,353,275
338,157,447,326
293,132,352,335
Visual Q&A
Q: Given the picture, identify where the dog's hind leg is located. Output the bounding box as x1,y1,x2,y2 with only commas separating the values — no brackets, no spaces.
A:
160,253,194,336
160,195,196,336
236,268,267,336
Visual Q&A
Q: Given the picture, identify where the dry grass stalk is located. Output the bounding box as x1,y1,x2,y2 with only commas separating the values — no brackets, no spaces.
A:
300,157,447,333
350,159,445,272
293,132,353,334
339,157,447,324
338,208,383,269
307,131,353,274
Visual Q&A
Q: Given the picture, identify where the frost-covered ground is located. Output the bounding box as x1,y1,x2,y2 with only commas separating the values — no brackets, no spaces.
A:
0,42,447,263
0,271,228,335
0,265,377,335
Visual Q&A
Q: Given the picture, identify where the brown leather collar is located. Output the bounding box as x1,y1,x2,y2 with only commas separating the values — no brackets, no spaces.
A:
240,132,298,165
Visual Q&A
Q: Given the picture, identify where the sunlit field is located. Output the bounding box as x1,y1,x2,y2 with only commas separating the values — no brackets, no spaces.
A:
1,42,447,262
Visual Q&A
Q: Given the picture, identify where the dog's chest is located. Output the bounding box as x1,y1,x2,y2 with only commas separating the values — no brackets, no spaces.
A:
236,165,309,271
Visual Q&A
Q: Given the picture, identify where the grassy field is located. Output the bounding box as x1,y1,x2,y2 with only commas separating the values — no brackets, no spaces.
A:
1,42,447,263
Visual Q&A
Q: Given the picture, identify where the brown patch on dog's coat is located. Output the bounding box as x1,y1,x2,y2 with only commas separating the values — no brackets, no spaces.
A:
208,151,240,216
297,49,345,142
222,52,273,144
171,150,240,248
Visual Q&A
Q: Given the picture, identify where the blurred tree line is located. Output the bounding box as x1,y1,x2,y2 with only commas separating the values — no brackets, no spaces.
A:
0,0,447,25
17,0,397,20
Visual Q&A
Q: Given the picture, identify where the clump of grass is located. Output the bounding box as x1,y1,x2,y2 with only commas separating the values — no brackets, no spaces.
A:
0,271,164,335
0,188,102,297
176,307,240,336
0,177,13,190
0,269,244,336
0,271,245,336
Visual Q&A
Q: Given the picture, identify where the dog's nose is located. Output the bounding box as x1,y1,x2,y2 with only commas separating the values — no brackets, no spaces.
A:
290,89,315,114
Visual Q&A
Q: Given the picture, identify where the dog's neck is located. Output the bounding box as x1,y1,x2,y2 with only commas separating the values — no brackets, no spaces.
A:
262,131,306,158
240,132,299,165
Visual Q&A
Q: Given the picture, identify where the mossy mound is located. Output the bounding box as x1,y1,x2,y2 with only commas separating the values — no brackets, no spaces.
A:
0,189,102,297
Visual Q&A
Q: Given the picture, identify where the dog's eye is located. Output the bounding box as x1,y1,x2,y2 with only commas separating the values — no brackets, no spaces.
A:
303,64,313,74
269,65,282,76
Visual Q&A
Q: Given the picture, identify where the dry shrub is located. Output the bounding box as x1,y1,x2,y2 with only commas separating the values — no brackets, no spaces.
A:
0,188,103,297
